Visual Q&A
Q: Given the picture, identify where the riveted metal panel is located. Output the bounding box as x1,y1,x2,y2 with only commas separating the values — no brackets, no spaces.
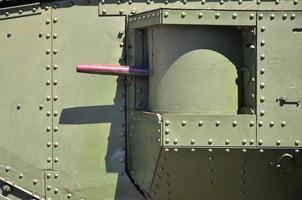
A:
163,115,256,147
0,5,51,197
0,3,41,20
129,9,256,29
151,148,302,200
127,111,162,194
99,0,302,16
257,12,302,148
50,1,144,199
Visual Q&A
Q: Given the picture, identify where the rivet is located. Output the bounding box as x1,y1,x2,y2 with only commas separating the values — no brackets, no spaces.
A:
259,149,264,153
191,139,195,145
249,121,255,127
53,96,58,101
208,139,213,145
282,14,287,20
102,9,106,14
18,9,23,14
53,64,58,70
16,104,21,110
174,148,178,152
53,80,58,85
47,142,51,147
219,0,224,5
53,49,58,55
119,9,124,15
215,121,220,127
225,140,230,145
54,157,59,163
163,11,168,18
260,26,266,32
250,13,255,19
33,179,38,185
181,121,186,126
173,139,178,145
215,13,220,19
53,18,58,23
232,13,237,19
54,111,58,117
258,140,263,145
53,34,58,39
54,142,59,148
46,126,51,132
238,0,242,4
165,129,170,135
281,121,286,127
46,33,51,39
181,12,186,18
165,0,168,4
260,97,265,102
19,173,23,179
295,149,300,153
291,14,296,20
46,49,51,54
44,6,49,10
54,127,58,132
258,121,263,127
260,110,265,116
295,140,300,146
54,188,59,194
146,0,151,4
250,139,254,145
47,157,51,162
198,12,203,18
208,148,213,152
46,173,51,178
242,139,247,145
46,80,51,85
270,14,275,20
198,121,203,126
260,40,265,46
47,185,51,191
201,0,206,4
164,148,169,152
225,148,230,152
260,54,265,60
258,14,263,20
46,65,50,70
46,19,51,24
5,166,10,172
5,11,10,16
54,173,59,178
257,0,261,4
191,148,196,152
260,68,265,74
269,121,274,127
276,140,281,145
32,7,37,12
46,111,51,116
232,121,238,127
293,0,298,5
165,139,170,144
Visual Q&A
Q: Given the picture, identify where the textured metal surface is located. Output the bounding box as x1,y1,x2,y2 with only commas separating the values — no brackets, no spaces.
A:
50,1,144,199
163,114,256,147
151,148,302,200
257,12,302,147
0,6,51,197
129,9,256,29
99,0,302,16
127,111,162,194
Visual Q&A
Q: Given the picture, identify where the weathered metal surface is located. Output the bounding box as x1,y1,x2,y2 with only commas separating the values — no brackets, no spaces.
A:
0,6,51,197
99,0,302,16
77,64,149,76
127,111,162,195
257,12,302,147
163,114,256,147
151,148,302,200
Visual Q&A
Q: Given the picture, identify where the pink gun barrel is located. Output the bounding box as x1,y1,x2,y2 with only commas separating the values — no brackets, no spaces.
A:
77,64,149,76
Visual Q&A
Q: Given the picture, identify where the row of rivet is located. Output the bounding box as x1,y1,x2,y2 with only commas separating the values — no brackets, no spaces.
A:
164,120,255,128
162,11,255,20
2,166,41,187
258,13,296,20
100,0,299,6
164,138,254,145
3,7,38,17
163,148,301,153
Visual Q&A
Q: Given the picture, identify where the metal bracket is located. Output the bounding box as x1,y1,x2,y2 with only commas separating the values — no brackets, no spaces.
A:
0,2,41,20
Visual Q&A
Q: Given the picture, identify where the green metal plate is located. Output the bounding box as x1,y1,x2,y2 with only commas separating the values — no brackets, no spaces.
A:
129,9,256,29
163,114,256,147
257,12,302,147
127,111,162,194
49,1,144,199
99,0,301,16
0,7,51,197
151,148,302,200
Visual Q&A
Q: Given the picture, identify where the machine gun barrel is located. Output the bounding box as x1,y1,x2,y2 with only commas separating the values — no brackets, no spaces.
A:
76,64,149,76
